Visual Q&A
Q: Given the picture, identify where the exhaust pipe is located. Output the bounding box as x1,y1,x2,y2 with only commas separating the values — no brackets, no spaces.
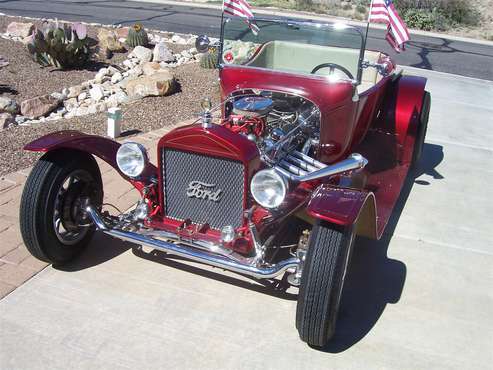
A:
85,206,299,280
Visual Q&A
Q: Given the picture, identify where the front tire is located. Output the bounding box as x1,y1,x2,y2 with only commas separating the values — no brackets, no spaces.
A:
296,222,355,347
19,150,103,265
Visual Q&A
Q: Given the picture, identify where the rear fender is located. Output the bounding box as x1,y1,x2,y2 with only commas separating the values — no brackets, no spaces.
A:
306,184,377,239
383,75,427,164
24,130,157,192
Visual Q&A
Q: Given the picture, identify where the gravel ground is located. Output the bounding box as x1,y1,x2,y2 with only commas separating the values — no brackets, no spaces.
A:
0,16,220,176
0,61,220,176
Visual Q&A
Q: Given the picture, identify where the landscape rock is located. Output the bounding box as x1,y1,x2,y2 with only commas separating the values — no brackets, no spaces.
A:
142,61,161,76
97,29,126,52
89,85,105,102
111,72,123,84
0,113,15,130
114,27,129,39
6,22,34,38
107,66,119,76
131,46,153,63
171,35,185,44
153,42,175,63
50,91,66,101
124,70,176,99
114,90,129,104
21,95,61,119
0,96,19,114
75,106,89,116
122,59,133,70
15,115,26,124
64,97,78,111
68,85,84,98
77,92,88,102
128,65,143,78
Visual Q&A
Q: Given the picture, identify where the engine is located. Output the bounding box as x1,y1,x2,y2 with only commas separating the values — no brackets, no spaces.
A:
222,91,321,163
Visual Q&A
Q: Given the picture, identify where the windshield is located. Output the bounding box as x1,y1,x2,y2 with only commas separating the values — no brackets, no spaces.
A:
221,18,365,82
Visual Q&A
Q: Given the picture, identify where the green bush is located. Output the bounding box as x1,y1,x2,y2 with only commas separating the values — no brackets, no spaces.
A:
394,0,479,30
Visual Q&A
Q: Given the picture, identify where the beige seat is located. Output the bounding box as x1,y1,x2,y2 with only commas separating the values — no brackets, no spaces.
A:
246,41,384,94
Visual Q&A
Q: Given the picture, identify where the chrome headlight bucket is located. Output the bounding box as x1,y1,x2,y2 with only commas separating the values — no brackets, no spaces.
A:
116,142,148,178
250,169,287,209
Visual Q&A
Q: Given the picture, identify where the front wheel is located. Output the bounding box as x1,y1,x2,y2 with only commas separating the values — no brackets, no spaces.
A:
296,222,355,347
19,150,103,265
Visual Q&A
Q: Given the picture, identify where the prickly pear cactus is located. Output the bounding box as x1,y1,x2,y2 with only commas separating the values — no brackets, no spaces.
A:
199,48,218,69
126,23,149,48
26,21,91,69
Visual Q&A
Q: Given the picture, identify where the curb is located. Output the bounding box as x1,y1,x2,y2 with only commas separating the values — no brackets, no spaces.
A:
134,0,493,47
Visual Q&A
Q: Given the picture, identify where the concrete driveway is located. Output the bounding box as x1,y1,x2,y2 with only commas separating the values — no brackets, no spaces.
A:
1,69,492,369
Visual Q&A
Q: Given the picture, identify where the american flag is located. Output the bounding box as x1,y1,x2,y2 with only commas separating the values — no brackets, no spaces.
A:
223,0,259,34
369,0,410,52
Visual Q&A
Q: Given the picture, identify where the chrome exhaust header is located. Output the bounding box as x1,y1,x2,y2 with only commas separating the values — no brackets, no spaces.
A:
275,152,368,182
85,206,300,280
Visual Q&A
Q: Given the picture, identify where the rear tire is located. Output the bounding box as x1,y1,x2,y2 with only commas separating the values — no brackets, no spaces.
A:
411,91,431,168
19,150,103,265
296,222,355,347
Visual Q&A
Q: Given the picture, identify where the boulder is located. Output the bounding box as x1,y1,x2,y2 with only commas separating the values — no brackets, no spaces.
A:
0,113,15,130
152,42,175,63
0,96,19,114
6,22,34,38
97,29,126,52
142,61,161,76
124,70,176,99
131,46,153,63
21,95,61,119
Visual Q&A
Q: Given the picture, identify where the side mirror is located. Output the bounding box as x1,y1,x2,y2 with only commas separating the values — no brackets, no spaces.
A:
195,35,210,53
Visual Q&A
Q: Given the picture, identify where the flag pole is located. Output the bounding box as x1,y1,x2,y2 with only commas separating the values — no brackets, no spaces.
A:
358,0,373,83
363,0,374,49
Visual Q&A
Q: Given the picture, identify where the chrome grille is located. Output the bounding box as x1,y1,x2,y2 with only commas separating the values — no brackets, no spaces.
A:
162,148,245,229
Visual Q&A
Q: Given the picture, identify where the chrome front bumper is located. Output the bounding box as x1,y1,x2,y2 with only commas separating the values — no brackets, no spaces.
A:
86,205,300,280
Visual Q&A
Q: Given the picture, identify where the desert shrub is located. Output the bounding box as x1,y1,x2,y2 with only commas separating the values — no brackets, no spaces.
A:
394,0,479,30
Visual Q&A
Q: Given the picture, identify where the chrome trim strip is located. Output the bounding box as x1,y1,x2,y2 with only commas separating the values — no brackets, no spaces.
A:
86,206,299,280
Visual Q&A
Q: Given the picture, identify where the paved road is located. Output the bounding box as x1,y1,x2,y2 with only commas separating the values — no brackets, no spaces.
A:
1,0,493,80
1,68,492,369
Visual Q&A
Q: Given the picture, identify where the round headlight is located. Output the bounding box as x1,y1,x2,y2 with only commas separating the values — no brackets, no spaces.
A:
116,142,148,178
250,169,287,209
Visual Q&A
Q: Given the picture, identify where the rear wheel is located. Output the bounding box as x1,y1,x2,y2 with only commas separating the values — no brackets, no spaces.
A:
411,91,431,168
296,222,355,347
19,151,103,265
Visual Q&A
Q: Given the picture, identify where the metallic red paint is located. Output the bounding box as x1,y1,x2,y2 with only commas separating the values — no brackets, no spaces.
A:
23,130,157,193
220,66,356,163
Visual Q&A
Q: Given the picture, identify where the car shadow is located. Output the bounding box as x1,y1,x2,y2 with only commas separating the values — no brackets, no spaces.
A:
55,232,131,272
56,143,444,349
319,142,444,353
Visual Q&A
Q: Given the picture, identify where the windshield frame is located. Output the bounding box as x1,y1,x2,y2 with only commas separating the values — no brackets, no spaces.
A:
219,17,367,84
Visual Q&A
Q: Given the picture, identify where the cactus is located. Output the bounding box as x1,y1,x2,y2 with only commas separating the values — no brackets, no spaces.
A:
199,48,219,69
26,21,91,69
126,23,149,48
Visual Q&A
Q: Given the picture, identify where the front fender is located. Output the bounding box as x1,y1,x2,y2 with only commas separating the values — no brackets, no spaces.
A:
24,130,157,191
306,184,377,239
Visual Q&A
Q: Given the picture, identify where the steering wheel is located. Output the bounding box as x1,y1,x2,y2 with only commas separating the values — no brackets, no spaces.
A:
311,63,354,80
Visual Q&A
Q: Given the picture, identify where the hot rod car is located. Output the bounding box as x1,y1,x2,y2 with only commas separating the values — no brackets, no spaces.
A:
19,17,430,347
